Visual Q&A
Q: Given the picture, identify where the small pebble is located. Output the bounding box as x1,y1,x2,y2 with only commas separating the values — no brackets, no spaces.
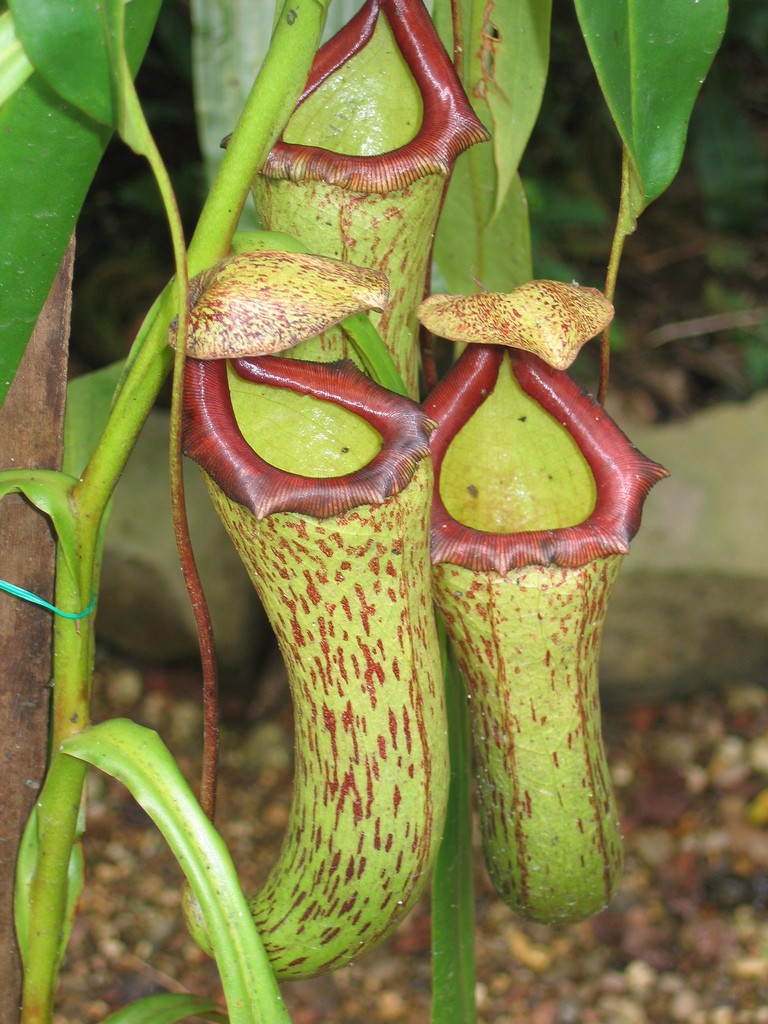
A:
709,1007,735,1024
729,956,768,980
596,994,647,1023
685,763,710,795
625,958,658,995
709,736,750,789
633,827,676,868
748,736,768,775
104,665,144,707
376,990,404,1020
670,988,701,1020
505,926,553,972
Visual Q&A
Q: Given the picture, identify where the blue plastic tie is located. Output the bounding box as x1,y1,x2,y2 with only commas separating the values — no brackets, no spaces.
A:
0,578,95,620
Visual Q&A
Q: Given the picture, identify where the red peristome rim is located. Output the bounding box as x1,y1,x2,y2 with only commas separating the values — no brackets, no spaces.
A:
423,345,668,573
183,355,434,520
261,0,489,194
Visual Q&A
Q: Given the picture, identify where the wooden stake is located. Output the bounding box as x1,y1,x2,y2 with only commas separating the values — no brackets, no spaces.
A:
0,239,72,1024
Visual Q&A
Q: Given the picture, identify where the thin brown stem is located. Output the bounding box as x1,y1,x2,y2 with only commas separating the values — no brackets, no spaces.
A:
451,0,465,79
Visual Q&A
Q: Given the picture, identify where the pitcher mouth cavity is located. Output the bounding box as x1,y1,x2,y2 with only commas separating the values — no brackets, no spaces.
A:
183,354,434,520
424,344,668,574
260,0,489,194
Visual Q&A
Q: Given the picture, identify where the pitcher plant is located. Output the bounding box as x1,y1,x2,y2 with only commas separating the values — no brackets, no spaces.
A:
0,0,729,1019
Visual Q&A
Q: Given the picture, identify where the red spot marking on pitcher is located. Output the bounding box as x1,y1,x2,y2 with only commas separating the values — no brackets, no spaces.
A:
322,704,338,762
304,571,322,606
388,708,398,749
355,582,376,636
402,706,412,753
345,855,356,884
337,769,363,827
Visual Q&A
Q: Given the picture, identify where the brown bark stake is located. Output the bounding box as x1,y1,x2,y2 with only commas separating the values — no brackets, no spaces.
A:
0,239,72,1024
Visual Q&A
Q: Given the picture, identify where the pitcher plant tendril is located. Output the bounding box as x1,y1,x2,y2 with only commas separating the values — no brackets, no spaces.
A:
182,354,448,977
424,344,667,924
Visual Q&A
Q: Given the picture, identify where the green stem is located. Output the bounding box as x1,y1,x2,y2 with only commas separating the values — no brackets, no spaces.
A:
598,146,633,404
431,623,477,1024
21,755,86,1024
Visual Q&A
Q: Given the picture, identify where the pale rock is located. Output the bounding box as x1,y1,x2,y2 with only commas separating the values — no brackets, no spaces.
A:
97,410,266,674
601,393,768,704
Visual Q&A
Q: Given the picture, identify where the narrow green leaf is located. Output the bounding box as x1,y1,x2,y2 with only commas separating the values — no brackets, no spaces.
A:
0,0,161,413
573,0,728,207
431,633,476,1024
465,0,551,219
102,993,228,1024
8,0,122,124
434,157,532,294
61,720,291,1024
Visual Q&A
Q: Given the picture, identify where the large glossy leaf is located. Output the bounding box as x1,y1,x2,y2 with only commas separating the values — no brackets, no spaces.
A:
573,0,728,209
8,0,122,125
0,0,161,413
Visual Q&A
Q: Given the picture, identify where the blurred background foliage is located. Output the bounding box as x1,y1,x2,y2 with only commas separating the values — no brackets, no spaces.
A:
70,0,768,418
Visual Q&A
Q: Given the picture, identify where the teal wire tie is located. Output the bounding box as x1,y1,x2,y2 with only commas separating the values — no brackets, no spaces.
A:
0,578,95,620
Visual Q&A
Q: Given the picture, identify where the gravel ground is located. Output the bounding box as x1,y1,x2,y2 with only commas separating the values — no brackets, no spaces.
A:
52,660,768,1024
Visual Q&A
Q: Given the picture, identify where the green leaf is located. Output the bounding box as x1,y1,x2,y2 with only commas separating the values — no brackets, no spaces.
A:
434,158,532,293
0,0,161,414
0,10,33,107
61,720,290,1024
0,469,81,589
465,0,551,219
8,0,123,125
573,0,728,209
431,0,542,293
102,993,228,1024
